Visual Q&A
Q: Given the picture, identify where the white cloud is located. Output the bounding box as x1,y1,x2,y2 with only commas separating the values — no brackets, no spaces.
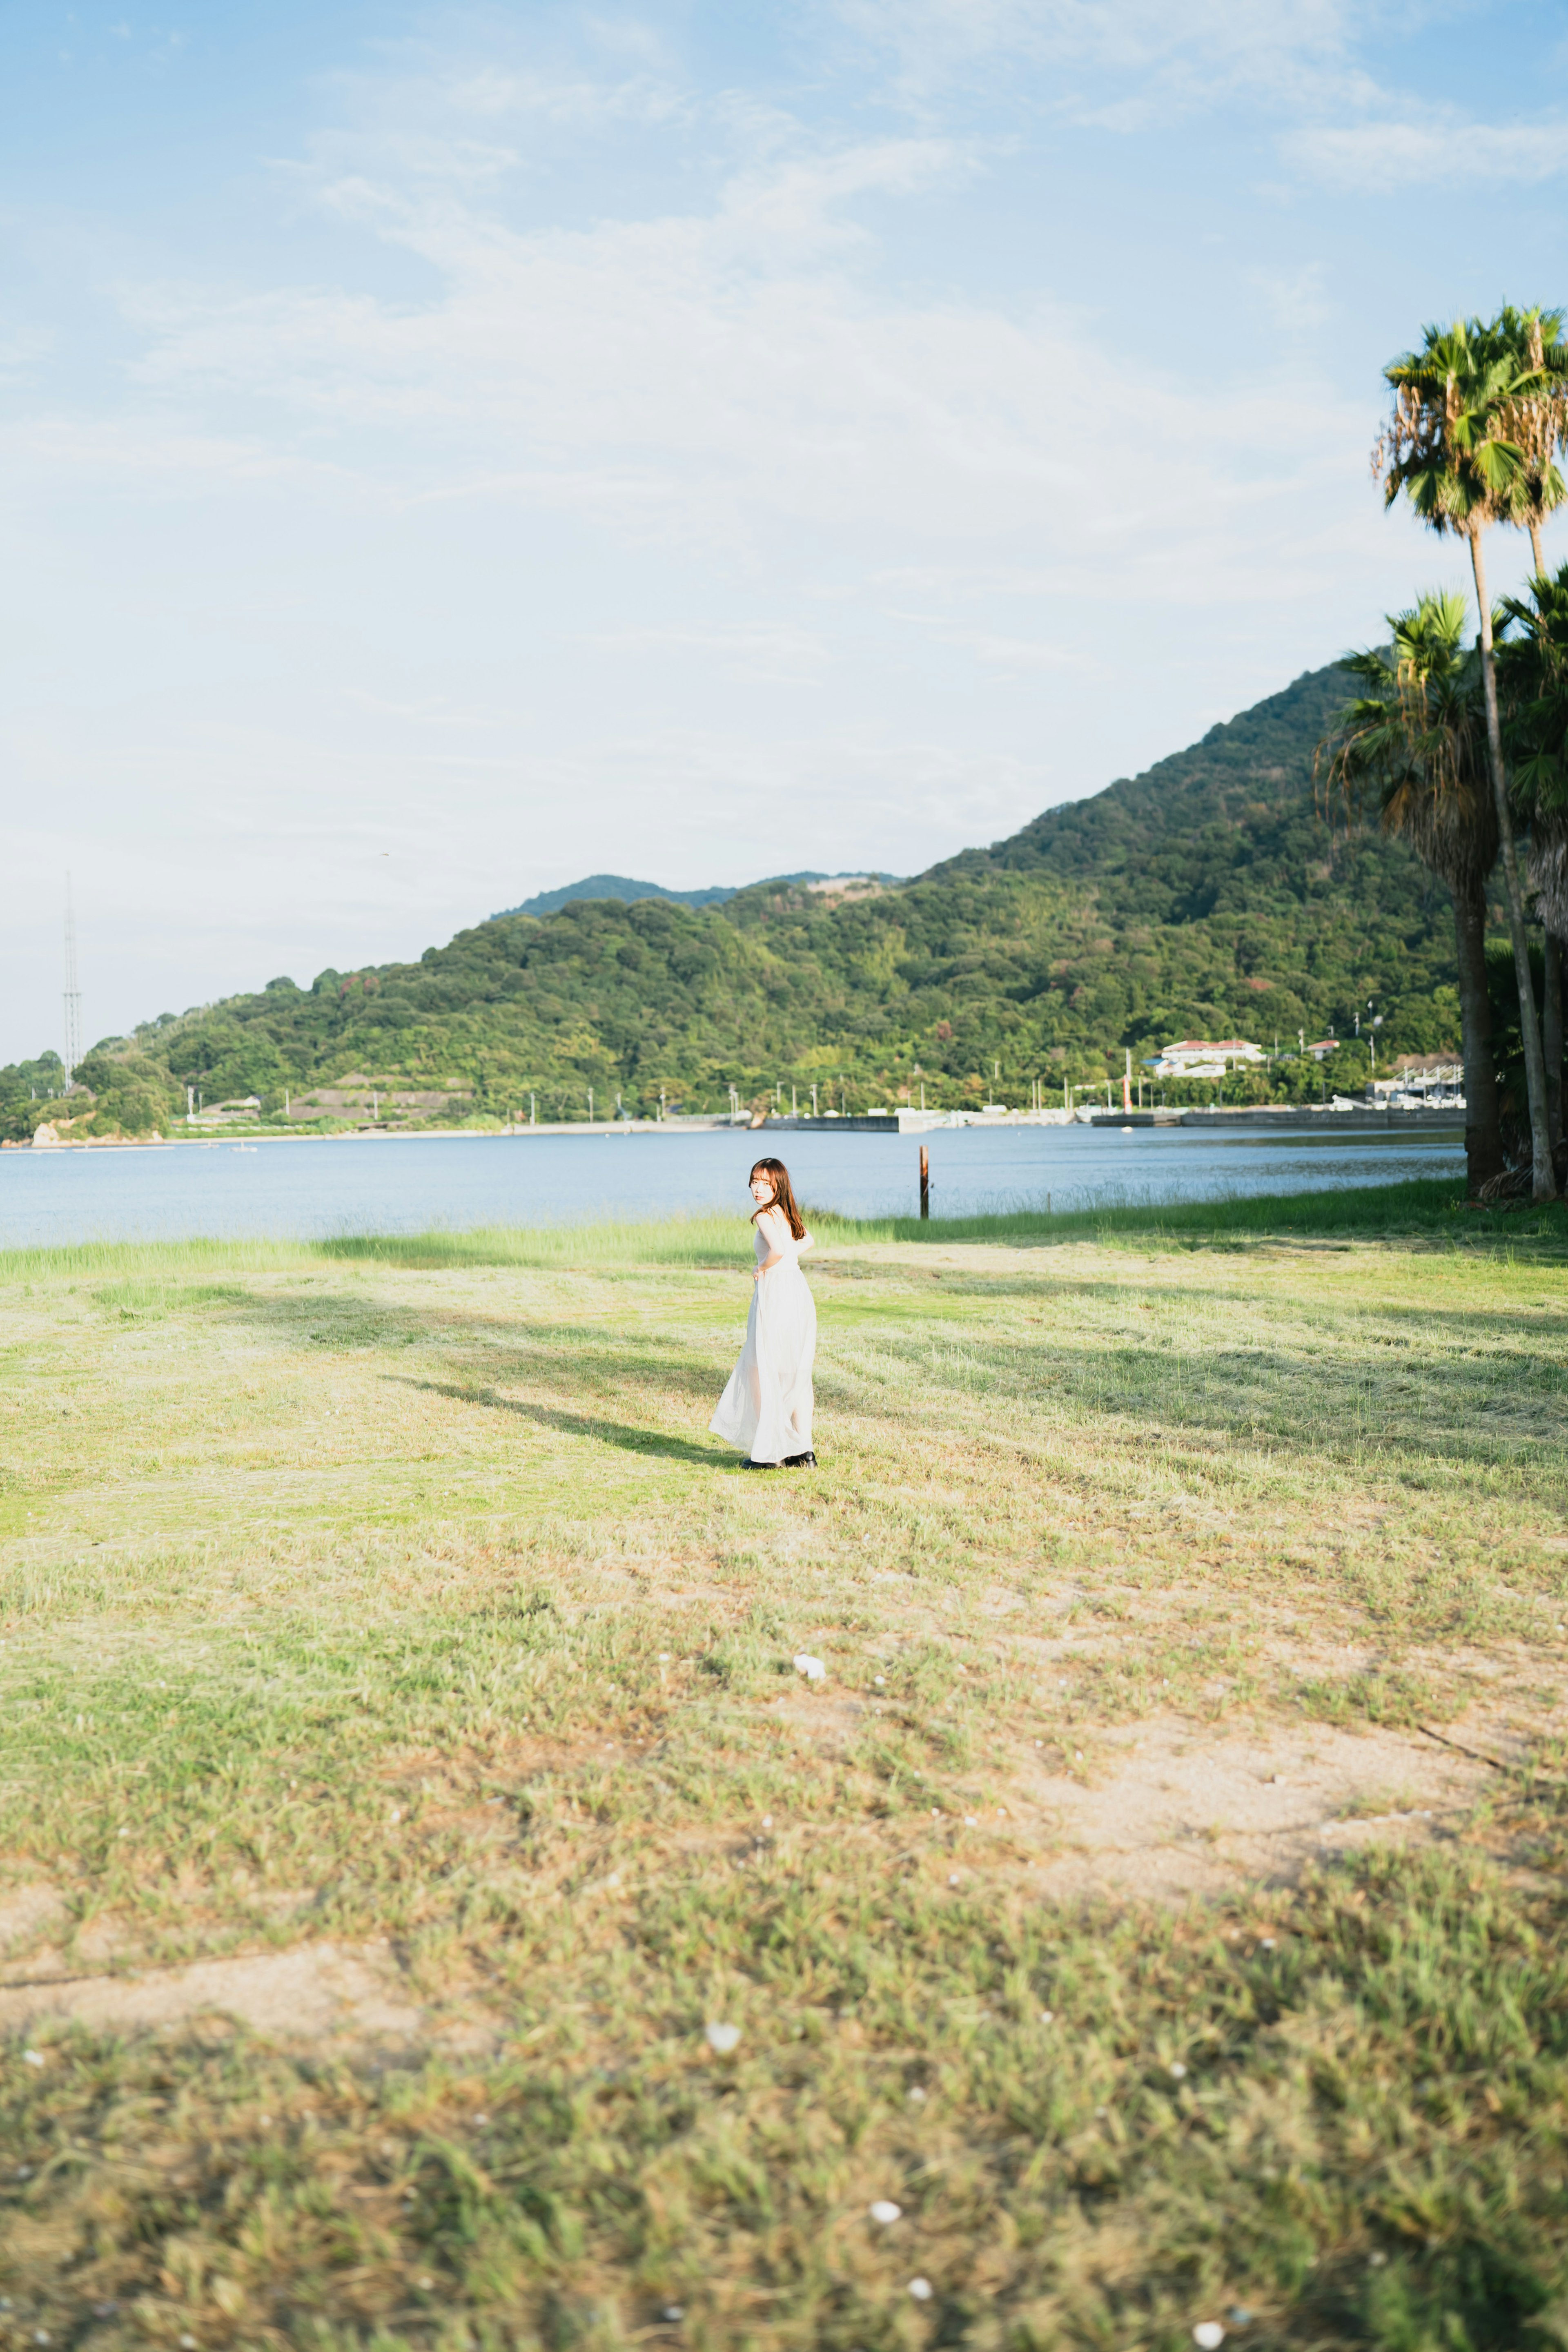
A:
1287,114,1568,189
827,0,1370,113
91,122,1368,613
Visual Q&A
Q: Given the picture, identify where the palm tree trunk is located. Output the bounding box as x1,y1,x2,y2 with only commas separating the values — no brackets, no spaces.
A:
1546,930,1564,1149
1453,878,1505,1192
1531,522,1546,577
1470,525,1557,1199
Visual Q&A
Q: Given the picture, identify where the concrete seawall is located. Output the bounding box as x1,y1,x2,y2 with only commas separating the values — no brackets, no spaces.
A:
1085,1107,1464,1133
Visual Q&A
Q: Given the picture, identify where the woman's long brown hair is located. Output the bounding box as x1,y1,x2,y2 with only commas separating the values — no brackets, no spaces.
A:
750,1157,806,1240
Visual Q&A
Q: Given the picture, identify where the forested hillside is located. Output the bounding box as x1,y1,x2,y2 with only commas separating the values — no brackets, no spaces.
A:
3,661,1472,1136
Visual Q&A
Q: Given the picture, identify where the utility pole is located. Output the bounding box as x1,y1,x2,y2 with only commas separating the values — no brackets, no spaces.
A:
62,874,82,1086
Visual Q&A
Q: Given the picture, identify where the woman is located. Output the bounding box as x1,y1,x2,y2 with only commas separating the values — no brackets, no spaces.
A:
710,1157,817,1469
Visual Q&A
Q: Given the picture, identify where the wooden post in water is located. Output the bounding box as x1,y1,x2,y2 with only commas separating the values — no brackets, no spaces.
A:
919,1145,930,1220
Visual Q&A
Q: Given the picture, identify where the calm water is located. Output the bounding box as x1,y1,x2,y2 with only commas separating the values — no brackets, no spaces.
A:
0,1124,1463,1250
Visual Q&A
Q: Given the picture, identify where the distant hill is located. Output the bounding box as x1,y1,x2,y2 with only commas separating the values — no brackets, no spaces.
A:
2,660,1478,1136
496,874,742,919
493,871,892,919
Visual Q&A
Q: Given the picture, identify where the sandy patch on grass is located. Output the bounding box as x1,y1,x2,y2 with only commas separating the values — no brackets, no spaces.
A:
0,1938,444,2044
0,1881,69,1953
1019,1713,1491,1899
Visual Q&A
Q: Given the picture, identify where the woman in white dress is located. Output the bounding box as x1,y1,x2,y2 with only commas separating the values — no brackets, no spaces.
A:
710,1157,817,1469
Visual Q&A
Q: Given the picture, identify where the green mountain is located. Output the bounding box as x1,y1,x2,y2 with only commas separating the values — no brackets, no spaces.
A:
4,660,1470,1137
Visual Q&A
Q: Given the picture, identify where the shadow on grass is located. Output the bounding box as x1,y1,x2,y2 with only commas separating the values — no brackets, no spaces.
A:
394,1376,730,1467
228,1285,732,1400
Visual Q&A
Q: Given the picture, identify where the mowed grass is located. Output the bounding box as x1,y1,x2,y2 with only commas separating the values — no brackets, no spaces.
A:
1,1189,1567,2350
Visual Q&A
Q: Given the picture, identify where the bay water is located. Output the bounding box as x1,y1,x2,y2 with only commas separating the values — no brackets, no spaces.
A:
0,1124,1464,1251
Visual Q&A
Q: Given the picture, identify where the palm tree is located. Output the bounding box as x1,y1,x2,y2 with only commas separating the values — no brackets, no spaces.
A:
1318,592,1503,1193
1499,564,1568,1150
1374,317,1558,1199
1486,305,1568,575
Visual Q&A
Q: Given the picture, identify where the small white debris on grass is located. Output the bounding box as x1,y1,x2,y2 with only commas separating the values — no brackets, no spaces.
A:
1193,2325,1225,2350
705,2021,741,2054
873,1674,885,1685
1040,2009,1054,2024
869,2200,902,2224
964,1815,977,1826
662,2307,684,2323
1261,1937,1276,1951
907,2086,926,2102
1169,2061,1187,2080
793,1653,826,1681
22,2050,43,2068
909,2279,933,2302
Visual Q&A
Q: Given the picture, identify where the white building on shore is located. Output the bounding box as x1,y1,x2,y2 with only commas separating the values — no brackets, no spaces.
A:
1143,1038,1266,1081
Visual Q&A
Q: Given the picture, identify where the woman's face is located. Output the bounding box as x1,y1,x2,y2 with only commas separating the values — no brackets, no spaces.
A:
750,1170,776,1205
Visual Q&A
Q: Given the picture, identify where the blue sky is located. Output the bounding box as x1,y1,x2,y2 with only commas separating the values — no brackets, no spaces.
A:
4,0,1566,1060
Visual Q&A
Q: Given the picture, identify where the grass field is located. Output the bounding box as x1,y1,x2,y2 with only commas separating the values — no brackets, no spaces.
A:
1,1181,1566,2350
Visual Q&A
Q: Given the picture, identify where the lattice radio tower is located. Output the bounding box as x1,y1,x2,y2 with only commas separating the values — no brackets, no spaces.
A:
63,874,83,1086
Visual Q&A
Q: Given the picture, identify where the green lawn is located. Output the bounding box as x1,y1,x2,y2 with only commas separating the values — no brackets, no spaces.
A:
1,1188,1566,2349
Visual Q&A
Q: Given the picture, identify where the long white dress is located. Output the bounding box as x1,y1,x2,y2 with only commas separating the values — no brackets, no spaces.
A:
710,1208,817,1463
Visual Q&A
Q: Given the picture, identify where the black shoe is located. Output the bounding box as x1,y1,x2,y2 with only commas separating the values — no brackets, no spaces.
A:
741,1458,776,1471
782,1450,817,1468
